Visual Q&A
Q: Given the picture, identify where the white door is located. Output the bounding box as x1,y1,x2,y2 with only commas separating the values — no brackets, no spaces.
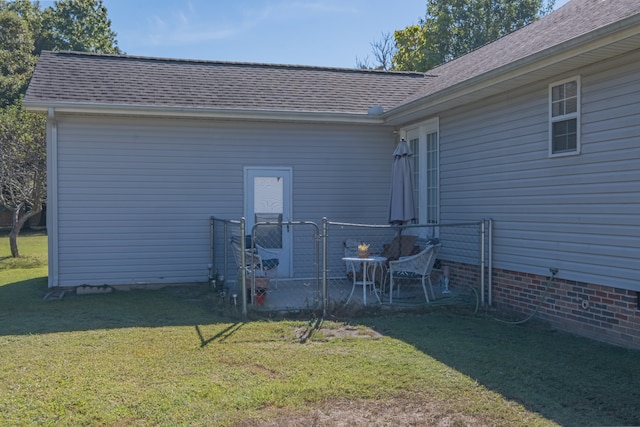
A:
244,167,292,277
404,118,440,239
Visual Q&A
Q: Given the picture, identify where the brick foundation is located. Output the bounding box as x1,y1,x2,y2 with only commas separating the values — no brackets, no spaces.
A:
492,268,640,350
437,262,640,349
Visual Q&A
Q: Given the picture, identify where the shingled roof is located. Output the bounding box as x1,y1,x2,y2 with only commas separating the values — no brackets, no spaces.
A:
400,0,640,106
25,51,428,117
24,0,640,122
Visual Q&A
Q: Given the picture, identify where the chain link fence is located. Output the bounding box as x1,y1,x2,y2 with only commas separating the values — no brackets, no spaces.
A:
210,216,489,316
325,221,485,312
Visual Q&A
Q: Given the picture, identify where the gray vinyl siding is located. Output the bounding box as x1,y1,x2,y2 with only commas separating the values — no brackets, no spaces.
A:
438,50,640,291
53,116,393,287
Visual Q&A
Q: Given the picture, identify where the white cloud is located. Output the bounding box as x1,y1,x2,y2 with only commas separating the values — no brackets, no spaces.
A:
120,0,366,62
143,3,244,47
243,1,356,24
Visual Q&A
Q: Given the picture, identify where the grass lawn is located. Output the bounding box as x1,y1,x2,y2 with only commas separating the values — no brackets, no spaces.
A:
1,231,639,426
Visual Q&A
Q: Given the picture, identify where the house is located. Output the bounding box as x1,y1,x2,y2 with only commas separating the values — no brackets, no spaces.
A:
24,0,640,349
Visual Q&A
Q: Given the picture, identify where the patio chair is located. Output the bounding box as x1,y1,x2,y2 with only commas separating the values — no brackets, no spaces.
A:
380,234,419,262
231,235,279,289
367,234,420,293
388,243,441,304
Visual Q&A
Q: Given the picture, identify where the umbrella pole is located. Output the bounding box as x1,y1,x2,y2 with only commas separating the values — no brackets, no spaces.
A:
397,225,402,260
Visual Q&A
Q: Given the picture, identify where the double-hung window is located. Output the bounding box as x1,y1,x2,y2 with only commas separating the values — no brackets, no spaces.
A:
549,76,580,156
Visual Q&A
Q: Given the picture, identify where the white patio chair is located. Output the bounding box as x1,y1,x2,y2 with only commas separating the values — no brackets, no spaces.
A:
388,243,441,304
231,235,279,289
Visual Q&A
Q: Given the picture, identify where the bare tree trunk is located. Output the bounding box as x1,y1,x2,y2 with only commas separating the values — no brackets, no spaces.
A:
9,205,41,258
9,229,20,258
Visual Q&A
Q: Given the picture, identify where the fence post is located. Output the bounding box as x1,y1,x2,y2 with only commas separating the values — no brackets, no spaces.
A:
480,219,486,307
322,217,328,317
488,218,493,307
240,217,247,317
209,217,215,270
223,221,229,288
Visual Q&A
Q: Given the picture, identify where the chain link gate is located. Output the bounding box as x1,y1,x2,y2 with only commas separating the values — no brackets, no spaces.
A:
210,217,322,316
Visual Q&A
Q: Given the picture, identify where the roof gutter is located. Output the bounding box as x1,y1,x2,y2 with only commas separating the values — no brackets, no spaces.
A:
23,101,388,125
384,12,640,125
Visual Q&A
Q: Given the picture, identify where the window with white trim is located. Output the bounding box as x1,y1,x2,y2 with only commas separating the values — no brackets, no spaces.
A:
404,118,439,225
549,76,580,156
425,132,438,224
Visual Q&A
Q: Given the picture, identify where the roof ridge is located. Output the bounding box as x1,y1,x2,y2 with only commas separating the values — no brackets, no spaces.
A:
42,50,426,77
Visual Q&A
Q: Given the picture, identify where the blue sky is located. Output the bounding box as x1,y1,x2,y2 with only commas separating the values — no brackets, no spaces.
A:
101,0,570,68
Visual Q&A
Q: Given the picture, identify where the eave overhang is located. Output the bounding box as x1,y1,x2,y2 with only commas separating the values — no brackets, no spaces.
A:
383,13,640,127
23,101,388,125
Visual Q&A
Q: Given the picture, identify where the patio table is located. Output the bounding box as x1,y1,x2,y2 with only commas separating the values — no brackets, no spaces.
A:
342,256,386,305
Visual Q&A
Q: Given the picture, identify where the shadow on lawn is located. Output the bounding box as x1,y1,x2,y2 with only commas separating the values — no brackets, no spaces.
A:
363,310,640,427
2,277,639,426
0,277,238,336
195,323,245,347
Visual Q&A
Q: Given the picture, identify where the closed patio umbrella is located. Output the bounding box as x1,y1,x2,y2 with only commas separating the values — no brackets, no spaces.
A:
388,138,416,263
388,138,416,225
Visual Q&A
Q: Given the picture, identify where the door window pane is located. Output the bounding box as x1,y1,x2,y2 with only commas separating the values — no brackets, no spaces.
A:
426,132,438,224
409,137,419,224
253,177,283,248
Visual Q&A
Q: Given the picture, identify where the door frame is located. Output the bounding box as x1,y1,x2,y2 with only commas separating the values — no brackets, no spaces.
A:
243,166,293,277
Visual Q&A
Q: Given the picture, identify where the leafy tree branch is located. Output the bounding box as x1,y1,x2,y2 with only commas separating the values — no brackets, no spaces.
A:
0,0,119,257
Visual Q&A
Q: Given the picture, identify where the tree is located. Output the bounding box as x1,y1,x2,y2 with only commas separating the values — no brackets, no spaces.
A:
393,0,555,72
0,8,37,107
356,32,396,71
1,0,43,38
0,101,46,257
40,0,120,54
0,0,120,257
391,24,430,73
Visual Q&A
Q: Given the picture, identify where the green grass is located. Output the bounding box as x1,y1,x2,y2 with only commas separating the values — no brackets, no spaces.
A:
0,232,639,426
0,229,48,281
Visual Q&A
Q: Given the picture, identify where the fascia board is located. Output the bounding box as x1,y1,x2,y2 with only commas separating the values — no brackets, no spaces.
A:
23,102,386,125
